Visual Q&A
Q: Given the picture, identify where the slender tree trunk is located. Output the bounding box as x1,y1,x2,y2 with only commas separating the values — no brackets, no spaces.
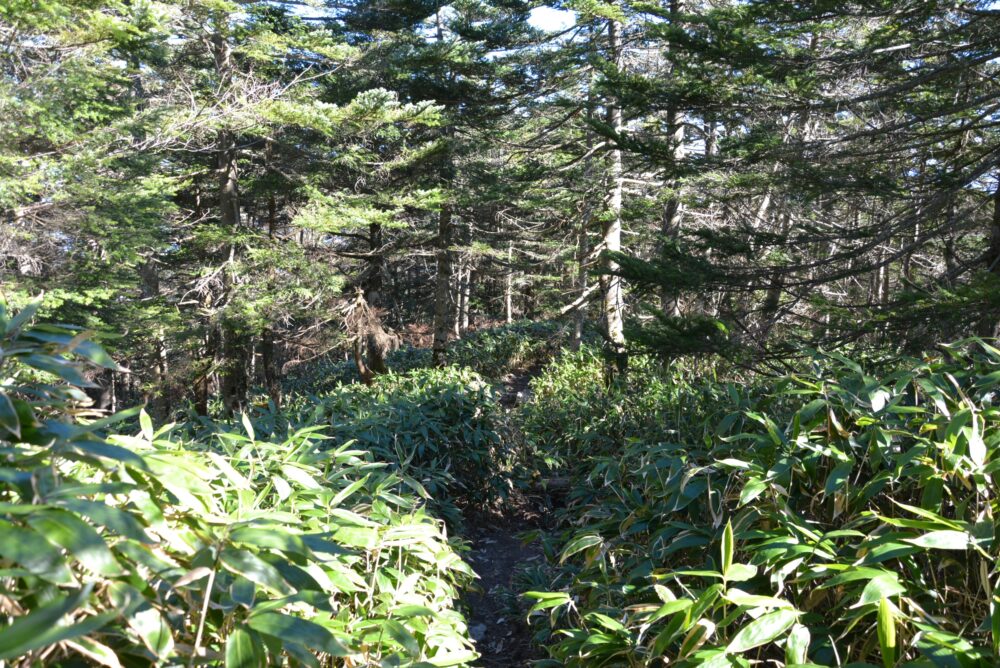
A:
659,0,685,316
504,241,514,324
573,215,590,350
367,222,384,307
211,25,246,415
138,259,170,417
432,205,453,366
453,258,463,338
261,329,281,408
459,264,472,333
601,17,627,380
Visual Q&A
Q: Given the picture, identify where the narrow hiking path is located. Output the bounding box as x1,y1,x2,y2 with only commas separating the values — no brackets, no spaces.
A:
465,520,544,666
464,366,551,666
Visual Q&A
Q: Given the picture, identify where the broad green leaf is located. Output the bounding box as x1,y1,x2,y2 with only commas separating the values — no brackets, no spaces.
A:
0,519,75,584
241,412,255,441
721,520,734,576
525,591,572,616
724,588,795,610
724,563,756,582
726,608,799,653
786,623,810,665
64,637,123,668
220,548,294,596
139,410,154,441
247,612,348,656
560,533,602,563
226,627,264,668
904,530,971,550
130,607,174,658
0,586,116,660
739,478,767,506
679,619,715,658
856,573,907,607
26,509,123,576
878,597,896,668
0,391,20,437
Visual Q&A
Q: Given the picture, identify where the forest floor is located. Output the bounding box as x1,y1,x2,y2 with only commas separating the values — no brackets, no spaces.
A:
465,366,550,666
464,517,544,667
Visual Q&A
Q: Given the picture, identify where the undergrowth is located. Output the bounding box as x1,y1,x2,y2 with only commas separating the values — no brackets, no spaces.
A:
7,300,1000,668
521,342,1000,667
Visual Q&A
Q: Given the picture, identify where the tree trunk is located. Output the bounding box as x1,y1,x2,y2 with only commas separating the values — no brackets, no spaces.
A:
572,216,590,350
453,258,463,339
261,329,281,408
432,205,453,366
459,264,472,333
601,17,627,381
659,0,685,316
504,241,514,324
138,259,170,418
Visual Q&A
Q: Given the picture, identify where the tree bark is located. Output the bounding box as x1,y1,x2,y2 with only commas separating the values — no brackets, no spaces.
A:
659,0,685,316
432,205,453,366
459,263,472,334
504,241,514,324
261,329,281,408
601,16,627,380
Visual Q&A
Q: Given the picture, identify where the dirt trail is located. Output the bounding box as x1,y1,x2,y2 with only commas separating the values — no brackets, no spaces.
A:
465,522,543,666
464,367,550,666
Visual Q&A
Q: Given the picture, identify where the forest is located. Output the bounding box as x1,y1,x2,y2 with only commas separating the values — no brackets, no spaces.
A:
2,0,1000,666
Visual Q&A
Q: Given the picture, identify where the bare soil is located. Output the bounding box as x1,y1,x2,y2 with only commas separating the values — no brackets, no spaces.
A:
464,516,545,667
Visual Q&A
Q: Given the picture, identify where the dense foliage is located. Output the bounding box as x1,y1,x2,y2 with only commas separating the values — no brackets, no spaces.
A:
4,2,997,406
0,305,483,666
523,343,1000,666
4,1,1000,665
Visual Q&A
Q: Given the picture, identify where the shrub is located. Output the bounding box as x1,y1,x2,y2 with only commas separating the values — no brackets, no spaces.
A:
0,302,478,666
525,342,1000,667
521,345,732,465
308,367,516,522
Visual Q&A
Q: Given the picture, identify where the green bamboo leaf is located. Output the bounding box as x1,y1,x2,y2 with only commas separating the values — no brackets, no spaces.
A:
0,391,20,437
247,611,348,656
7,299,41,334
226,627,264,668
785,623,810,665
220,548,295,595
903,529,972,550
560,533,602,563
724,563,756,582
726,608,799,653
382,618,420,655
64,637,123,668
525,591,572,616
724,588,794,610
824,461,852,497
56,499,154,544
991,579,1000,655
0,585,116,660
721,520,734,576
130,606,174,658
678,619,715,658
26,509,123,576
0,519,75,584
856,573,907,608
878,597,897,668
241,412,255,441
69,339,119,369
739,478,767,506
